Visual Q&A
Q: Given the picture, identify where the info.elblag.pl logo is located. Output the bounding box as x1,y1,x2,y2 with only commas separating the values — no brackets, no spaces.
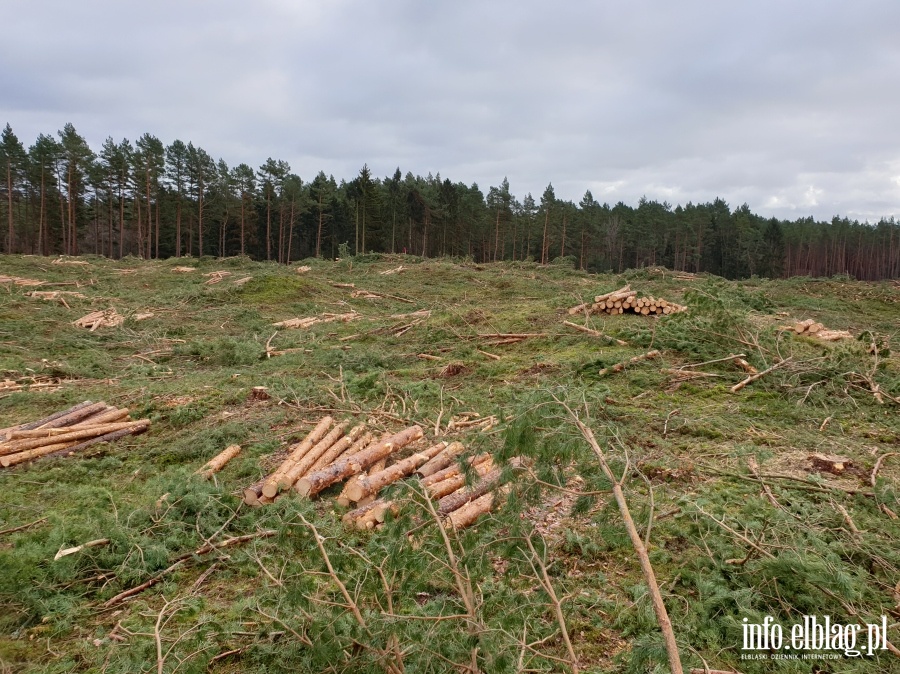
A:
741,615,891,659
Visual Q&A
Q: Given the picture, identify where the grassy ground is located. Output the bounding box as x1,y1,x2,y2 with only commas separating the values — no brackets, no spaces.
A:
0,254,898,673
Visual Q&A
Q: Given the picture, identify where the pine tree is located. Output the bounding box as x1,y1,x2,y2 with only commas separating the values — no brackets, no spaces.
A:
1,124,26,253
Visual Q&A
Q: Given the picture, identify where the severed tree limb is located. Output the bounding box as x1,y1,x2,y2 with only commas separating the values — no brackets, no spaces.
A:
0,516,48,536
557,397,683,674
103,530,276,607
871,452,898,488
678,353,746,370
730,357,792,393
598,350,660,376
524,534,579,673
562,321,628,345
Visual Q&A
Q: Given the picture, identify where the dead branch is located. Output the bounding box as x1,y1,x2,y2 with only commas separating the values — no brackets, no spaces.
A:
598,350,660,376
0,517,48,536
103,530,275,607
730,357,792,393
557,399,683,674
871,452,898,487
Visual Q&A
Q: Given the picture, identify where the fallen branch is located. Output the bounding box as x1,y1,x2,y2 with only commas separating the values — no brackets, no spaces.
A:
103,530,276,607
730,357,792,393
598,350,660,376
559,400,684,674
562,321,628,345
54,538,110,561
871,452,898,487
0,517,48,537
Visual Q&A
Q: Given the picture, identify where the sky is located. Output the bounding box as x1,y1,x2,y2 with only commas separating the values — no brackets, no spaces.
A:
3,0,900,222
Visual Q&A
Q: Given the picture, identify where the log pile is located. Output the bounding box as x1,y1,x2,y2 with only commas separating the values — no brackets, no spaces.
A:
241,414,519,530
203,270,232,284
789,319,852,342
73,309,125,331
272,312,360,329
568,284,686,316
0,401,149,467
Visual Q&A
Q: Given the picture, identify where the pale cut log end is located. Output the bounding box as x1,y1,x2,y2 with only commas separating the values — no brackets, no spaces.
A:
295,478,312,497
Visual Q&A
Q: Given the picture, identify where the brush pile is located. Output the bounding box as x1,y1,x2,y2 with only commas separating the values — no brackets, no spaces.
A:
788,319,852,342
568,284,686,316
242,416,518,530
0,401,150,467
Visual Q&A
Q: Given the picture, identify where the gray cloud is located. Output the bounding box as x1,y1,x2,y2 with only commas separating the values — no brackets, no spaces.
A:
3,0,899,221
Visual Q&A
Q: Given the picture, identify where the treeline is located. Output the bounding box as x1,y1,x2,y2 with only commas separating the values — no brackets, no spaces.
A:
1,123,898,280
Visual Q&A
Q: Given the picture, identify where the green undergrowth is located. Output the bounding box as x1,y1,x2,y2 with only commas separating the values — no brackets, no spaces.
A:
0,254,898,673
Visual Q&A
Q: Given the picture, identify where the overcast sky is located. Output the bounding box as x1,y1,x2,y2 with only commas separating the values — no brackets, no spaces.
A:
3,0,899,222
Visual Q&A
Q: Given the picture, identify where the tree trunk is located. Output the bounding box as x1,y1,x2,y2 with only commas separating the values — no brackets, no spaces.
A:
447,490,498,529
295,426,423,498
344,442,447,502
278,422,355,490
416,441,462,477
196,445,241,479
261,416,334,497
310,429,371,474
427,457,494,499
420,453,492,488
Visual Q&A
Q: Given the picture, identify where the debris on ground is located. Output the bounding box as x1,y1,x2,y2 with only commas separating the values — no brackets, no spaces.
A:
203,271,232,284
171,266,197,273
73,309,125,331
273,312,360,329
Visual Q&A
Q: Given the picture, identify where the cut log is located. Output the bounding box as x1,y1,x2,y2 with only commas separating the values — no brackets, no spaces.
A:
447,491,496,529
242,484,263,506
35,401,108,431
598,350,661,377
342,498,388,525
567,301,591,315
277,422,349,491
344,442,448,502
308,426,369,474
295,425,423,497
196,445,242,479
2,441,79,467
356,501,398,529
427,458,494,499
261,416,334,497
438,467,501,515
416,441,461,477
336,433,390,506
593,285,631,303
75,407,131,426
0,420,149,456
0,400,95,440
41,423,149,461
420,453,492,487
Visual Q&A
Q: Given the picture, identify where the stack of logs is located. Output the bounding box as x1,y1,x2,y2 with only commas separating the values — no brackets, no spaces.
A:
788,319,852,342
0,401,150,468
568,285,686,316
242,416,515,530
